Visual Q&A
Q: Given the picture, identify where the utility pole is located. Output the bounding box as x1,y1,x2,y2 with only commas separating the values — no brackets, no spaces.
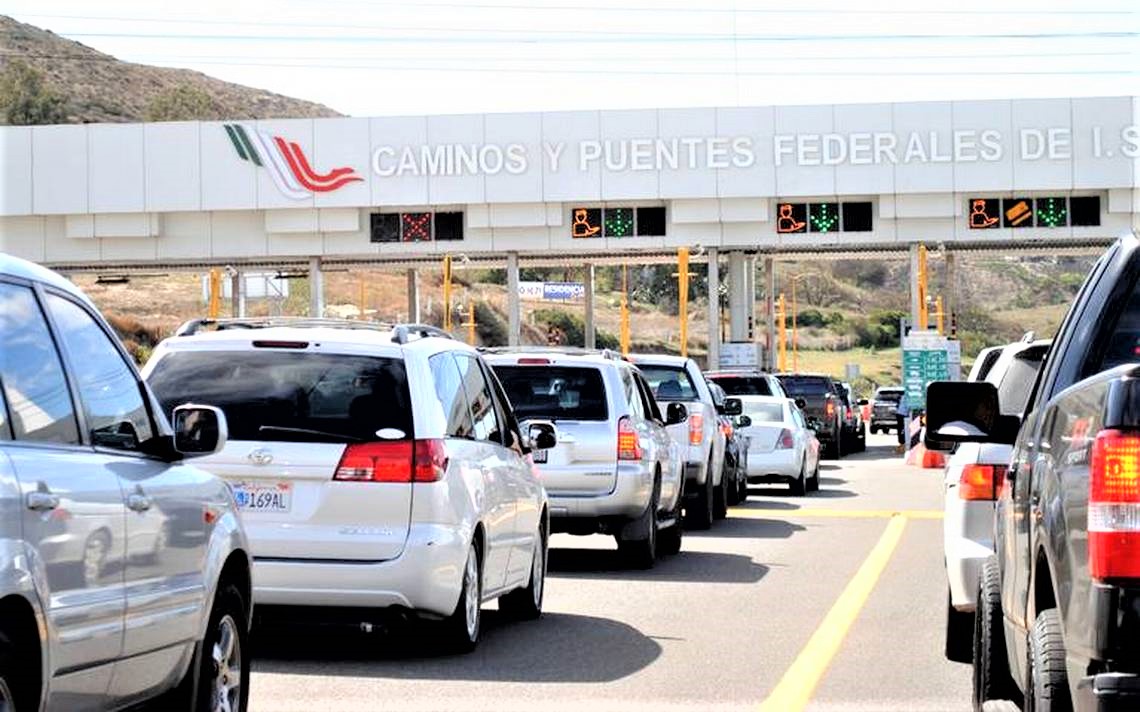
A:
917,244,929,330
678,248,690,358
442,255,453,331
620,264,630,356
777,294,787,373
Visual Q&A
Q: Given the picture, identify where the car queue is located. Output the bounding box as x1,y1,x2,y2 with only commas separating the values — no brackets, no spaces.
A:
0,252,848,712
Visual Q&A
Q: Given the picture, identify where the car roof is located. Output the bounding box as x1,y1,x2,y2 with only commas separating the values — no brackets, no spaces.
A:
777,372,834,379
705,371,774,378
155,325,469,358
483,350,626,367
0,252,93,304
626,354,691,367
736,394,788,404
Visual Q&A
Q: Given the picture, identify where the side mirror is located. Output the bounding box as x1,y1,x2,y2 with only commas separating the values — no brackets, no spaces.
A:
723,397,743,416
172,404,228,456
924,381,1019,451
736,414,752,428
794,397,807,410
525,421,558,450
665,402,688,426
858,398,869,406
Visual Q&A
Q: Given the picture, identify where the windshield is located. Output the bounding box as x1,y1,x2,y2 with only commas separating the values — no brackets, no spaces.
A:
707,375,774,396
874,389,904,403
147,350,412,442
491,365,608,421
742,401,786,423
638,365,700,402
778,376,833,397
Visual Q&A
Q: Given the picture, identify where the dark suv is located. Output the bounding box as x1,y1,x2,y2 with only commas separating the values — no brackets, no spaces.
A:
869,387,903,435
776,373,844,459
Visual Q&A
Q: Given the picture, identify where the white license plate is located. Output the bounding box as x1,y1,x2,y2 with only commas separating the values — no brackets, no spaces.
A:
532,449,548,464
231,481,292,513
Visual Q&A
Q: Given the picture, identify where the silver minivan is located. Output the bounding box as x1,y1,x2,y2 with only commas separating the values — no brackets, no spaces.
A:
486,349,685,568
0,254,251,711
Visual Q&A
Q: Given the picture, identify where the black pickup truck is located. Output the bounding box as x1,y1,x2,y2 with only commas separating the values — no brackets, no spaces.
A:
776,373,844,458
926,233,1140,711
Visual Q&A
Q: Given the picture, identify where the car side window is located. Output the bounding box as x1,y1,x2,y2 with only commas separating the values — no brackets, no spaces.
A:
621,369,644,419
0,283,80,444
429,352,475,439
634,373,663,423
45,293,154,451
0,385,9,440
455,353,502,444
480,360,524,453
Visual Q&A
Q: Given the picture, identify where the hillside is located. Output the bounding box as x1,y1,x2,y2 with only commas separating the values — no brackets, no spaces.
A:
0,15,340,123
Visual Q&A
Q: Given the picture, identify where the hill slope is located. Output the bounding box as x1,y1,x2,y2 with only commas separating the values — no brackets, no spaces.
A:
0,15,340,123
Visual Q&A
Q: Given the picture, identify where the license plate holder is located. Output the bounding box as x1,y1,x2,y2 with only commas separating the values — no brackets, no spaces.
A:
231,481,293,513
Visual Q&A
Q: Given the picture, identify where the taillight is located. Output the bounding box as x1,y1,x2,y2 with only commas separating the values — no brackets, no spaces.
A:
1089,429,1140,579
776,429,795,449
846,406,853,420
721,422,733,438
333,439,447,483
958,464,1006,501
517,358,550,365
618,416,642,461
689,413,704,445
825,400,836,418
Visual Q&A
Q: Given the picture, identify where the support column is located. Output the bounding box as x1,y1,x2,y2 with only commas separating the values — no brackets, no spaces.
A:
230,270,245,318
909,243,921,333
764,257,776,371
745,255,756,341
309,256,324,318
507,252,521,346
727,251,749,341
406,268,420,323
583,263,596,349
706,247,720,369
944,252,957,333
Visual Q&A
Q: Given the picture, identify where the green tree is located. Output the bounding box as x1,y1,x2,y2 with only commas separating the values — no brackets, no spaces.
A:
145,84,221,122
0,60,66,125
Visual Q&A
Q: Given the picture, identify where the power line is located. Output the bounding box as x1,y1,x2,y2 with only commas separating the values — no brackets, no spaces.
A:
23,29,1140,44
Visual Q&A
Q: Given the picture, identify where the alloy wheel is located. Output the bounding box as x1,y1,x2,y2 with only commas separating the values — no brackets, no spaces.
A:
211,614,243,712
0,676,13,712
532,538,545,609
464,551,480,640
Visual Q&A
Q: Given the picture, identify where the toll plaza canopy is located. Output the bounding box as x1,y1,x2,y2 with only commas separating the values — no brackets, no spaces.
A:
1,96,1139,270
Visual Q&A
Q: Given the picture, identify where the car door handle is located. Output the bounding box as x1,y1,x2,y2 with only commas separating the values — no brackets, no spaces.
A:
126,493,152,512
26,491,60,511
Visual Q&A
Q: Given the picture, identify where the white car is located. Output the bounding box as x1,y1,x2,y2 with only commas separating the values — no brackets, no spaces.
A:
942,338,1050,663
144,319,553,652
736,396,821,495
486,349,686,567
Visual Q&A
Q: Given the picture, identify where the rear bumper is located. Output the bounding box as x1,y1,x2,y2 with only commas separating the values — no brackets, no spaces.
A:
745,449,799,481
251,522,467,618
682,451,710,486
1076,673,1140,712
548,461,654,522
944,537,991,611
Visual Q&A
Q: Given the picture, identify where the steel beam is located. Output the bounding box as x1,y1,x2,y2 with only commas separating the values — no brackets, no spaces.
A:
406,268,420,323
309,256,324,318
706,247,719,369
584,263,596,349
507,251,520,346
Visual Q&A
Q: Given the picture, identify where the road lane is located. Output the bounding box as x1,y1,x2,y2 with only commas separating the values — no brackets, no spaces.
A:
245,433,971,712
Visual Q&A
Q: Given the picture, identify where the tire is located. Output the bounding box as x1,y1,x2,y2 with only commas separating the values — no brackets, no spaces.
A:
618,480,659,569
945,589,974,664
713,469,729,520
174,582,251,712
726,465,742,506
659,478,684,556
808,461,820,493
1026,609,1071,712
869,425,878,435
686,460,715,530
737,474,749,503
441,543,482,653
973,559,1018,709
789,462,807,496
0,631,26,712
500,522,546,621
824,438,839,460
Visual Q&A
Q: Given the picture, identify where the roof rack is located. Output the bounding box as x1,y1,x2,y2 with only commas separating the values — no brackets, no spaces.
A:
174,317,454,344
391,323,453,344
478,346,623,360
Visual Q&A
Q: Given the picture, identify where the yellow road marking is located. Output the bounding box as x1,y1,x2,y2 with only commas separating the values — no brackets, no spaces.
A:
758,514,910,712
730,507,942,520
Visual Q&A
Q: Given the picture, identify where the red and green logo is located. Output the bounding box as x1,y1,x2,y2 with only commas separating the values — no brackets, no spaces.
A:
224,123,363,199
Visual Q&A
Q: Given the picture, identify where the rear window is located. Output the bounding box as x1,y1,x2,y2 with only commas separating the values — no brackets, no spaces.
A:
707,375,774,396
638,365,700,402
995,346,1048,416
874,389,903,403
743,401,785,422
778,376,833,396
492,365,608,421
147,351,412,443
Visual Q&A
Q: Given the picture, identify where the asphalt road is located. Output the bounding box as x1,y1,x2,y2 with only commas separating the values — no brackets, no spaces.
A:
247,432,971,711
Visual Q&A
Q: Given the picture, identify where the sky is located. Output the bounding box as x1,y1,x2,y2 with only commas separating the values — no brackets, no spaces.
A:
4,0,1140,117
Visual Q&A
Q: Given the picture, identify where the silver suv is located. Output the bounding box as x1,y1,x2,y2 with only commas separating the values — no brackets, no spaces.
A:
627,355,730,529
144,319,552,652
486,349,686,568
0,254,252,711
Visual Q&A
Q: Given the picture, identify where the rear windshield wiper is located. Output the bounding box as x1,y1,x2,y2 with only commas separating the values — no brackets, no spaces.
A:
257,426,363,443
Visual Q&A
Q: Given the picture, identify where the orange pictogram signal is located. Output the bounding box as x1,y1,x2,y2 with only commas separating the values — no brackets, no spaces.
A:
969,199,999,229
